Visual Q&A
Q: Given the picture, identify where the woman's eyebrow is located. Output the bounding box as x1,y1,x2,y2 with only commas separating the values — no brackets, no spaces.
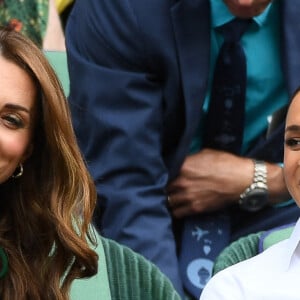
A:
285,124,300,133
4,103,30,114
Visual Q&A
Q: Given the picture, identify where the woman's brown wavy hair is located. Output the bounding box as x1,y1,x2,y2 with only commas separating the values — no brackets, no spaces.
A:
0,27,98,299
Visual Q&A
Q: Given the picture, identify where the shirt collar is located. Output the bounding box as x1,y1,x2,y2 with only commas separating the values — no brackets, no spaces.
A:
283,218,300,270
210,0,273,28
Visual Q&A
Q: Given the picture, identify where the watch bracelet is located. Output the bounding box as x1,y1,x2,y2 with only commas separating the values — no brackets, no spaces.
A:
240,160,268,200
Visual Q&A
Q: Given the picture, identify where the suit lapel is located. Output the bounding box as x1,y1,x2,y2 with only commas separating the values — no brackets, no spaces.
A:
281,0,300,96
169,0,210,174
171,0,210,129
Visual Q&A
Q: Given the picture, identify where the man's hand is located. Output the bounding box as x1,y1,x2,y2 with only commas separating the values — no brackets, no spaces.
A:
167,148,289,218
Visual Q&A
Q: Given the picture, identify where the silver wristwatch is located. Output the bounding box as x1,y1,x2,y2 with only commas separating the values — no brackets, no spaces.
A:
239,160,268,212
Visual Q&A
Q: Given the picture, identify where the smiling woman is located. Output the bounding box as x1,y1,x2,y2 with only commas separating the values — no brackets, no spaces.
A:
0,56,36,184
0,26,98,299
283,90,300,205
199,90,300,300
0,27,181,300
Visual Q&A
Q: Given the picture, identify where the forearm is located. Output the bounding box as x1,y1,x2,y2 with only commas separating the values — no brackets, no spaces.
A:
221,157,290,206
167,150,291,217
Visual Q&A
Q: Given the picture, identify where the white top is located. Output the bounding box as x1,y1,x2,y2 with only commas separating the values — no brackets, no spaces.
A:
200,218,300,300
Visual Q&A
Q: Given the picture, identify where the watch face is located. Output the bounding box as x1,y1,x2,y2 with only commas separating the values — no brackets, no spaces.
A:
240,188,268,212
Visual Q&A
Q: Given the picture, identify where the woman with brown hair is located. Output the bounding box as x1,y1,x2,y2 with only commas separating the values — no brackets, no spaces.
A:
0,27,180,299
0,24,96,299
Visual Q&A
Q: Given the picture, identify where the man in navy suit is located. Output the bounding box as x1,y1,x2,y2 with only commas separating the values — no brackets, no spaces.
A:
66,0,300,298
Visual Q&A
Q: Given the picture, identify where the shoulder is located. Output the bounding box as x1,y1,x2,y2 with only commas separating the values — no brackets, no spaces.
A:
69,0,174,43
225,237,288,276
70,231,180,300
70,0,169,28
67,0,176,70
201,239,289,299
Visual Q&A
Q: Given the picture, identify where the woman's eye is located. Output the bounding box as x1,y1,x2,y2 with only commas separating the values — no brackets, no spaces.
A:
285,138,300,149
2,114,24,128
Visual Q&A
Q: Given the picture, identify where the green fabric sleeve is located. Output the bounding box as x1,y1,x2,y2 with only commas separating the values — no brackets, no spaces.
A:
70,231,112,300
213,224,294,276
213,232,263,275
101,237,181,300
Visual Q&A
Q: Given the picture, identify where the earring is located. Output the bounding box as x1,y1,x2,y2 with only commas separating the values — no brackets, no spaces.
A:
12,164,23,178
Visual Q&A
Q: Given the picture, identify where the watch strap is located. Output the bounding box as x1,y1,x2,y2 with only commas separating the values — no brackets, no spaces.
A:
239,160,268,202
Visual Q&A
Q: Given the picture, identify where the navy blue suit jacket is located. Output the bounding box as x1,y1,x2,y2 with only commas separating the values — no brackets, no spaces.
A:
66,0,300,296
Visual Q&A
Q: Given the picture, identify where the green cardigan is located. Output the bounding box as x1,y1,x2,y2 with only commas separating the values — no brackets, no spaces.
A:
70,231,181,300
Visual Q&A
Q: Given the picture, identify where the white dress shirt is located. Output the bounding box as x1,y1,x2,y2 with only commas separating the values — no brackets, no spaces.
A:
200,218,300,300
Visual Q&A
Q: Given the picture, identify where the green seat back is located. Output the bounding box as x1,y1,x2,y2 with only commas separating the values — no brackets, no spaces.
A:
44,50,70,97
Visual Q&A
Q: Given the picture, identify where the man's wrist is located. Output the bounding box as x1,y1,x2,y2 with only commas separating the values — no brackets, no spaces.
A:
239,160,268,212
